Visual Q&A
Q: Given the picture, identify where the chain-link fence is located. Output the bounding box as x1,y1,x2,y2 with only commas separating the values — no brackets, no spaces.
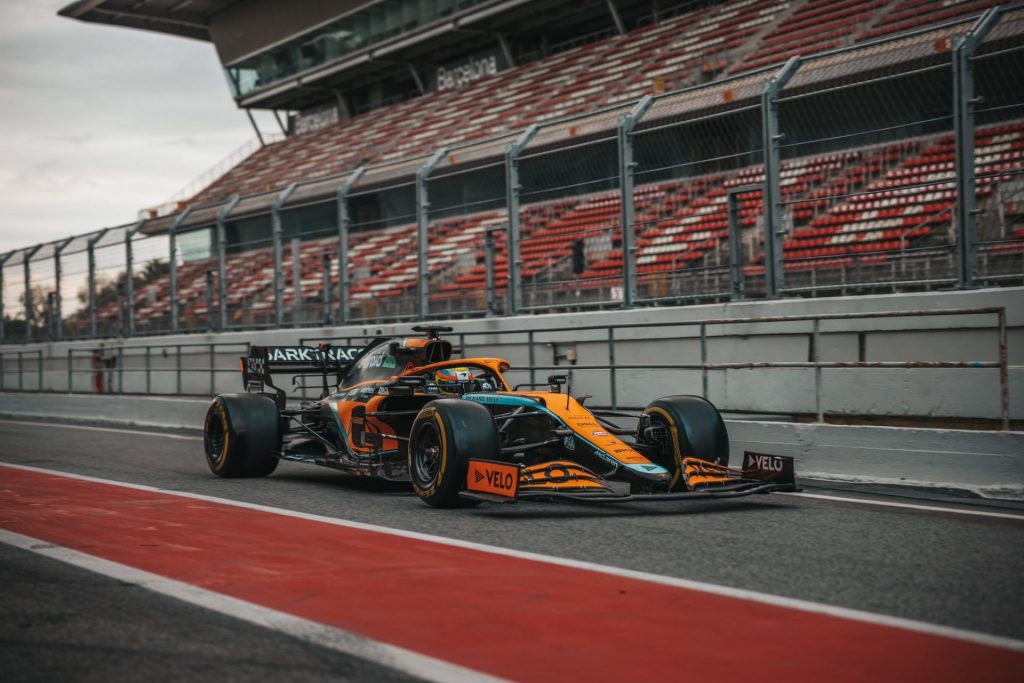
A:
633,68,772,303
772,18,970,295
57,235,91,340
3,8,1023,344
25,243,56,342
976,6,1024,284
345,156,425,322
1,250,26,344
517,104,629,310
425,133,514,317
90,226,129,337
130,226,171,336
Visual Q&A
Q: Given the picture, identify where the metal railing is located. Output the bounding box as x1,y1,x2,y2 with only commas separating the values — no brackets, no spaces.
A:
60,341,248,397
0,308,1011,429
300,306,1012,430
0,350,43,392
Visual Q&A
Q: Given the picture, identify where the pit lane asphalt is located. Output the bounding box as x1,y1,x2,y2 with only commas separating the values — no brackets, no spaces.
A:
1,418,1022,676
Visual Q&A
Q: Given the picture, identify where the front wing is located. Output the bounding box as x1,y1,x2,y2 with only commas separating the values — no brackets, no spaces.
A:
459,452,799,504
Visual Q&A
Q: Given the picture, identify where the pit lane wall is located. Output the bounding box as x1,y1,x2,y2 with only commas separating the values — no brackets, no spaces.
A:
2,287,1021,421
0,393,1020,499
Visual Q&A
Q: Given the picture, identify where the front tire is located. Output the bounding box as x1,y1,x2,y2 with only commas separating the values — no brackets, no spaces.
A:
409,399,499,508
204,394,281,478
640,395,729,491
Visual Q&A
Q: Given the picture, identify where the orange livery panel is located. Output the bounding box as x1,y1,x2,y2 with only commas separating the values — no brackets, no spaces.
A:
467,460,520,498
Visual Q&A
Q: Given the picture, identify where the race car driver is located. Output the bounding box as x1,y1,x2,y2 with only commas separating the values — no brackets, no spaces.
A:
435,366,474,395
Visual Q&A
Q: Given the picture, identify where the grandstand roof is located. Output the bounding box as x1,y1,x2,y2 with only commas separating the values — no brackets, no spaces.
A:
58,0,234,42
60,0,670,111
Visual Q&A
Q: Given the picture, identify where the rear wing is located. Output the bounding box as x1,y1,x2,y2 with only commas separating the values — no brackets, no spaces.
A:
241,344,365,407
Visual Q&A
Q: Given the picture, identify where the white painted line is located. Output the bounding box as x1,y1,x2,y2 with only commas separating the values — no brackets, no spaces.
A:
783,491,1024,522
0,419,201,441
0,528,509,683
3,462,1023,654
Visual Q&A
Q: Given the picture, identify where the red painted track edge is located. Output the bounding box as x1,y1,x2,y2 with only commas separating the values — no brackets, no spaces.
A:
2,464,1022,683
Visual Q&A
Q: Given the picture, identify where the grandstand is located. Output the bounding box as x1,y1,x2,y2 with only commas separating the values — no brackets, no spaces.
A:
2,0,1023,342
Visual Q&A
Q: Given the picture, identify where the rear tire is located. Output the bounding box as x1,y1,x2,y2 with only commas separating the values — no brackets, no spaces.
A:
640,395,729,491
204,394,280,478
408,399,498,508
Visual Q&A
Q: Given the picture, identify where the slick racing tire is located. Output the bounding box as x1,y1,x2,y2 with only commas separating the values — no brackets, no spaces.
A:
640,395,730,491
204,393,281,478
409,399,499,508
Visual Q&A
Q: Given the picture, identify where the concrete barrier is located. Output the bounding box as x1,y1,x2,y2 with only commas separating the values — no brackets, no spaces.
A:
2,392,1021,500
0,393,210,431
728,420,1024,500
3,287,1022,421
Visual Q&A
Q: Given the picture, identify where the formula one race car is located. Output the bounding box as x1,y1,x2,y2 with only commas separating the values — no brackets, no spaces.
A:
202,326,797,507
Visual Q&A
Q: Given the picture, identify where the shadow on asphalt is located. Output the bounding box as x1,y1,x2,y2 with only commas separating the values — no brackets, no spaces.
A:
470,498,795,519
270,471,417,496
265,468,800,518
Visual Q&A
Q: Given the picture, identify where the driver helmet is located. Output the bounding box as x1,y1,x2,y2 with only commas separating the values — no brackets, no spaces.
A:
435,366,473,395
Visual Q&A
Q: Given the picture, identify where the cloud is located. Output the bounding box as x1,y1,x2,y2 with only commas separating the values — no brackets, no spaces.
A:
0,0,280,255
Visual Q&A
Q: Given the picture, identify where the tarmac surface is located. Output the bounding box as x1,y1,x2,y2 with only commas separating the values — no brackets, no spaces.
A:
1,418,1023,681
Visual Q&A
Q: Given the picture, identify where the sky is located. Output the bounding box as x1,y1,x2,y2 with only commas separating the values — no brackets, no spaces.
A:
0,0,278,255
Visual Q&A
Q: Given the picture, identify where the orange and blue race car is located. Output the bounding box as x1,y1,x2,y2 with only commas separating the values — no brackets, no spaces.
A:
202,326,797,507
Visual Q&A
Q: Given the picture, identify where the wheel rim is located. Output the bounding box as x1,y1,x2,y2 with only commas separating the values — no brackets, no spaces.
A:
413,422,442,485
206,414,226,465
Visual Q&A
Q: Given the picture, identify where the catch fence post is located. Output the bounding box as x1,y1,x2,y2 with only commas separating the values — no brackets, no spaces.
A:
416,148,449,321
291,237,301,325
124,219,146,337
205,270,215,332
618,95,653,307
86,228,109,339
168,208,192,335
761,56,802,298
953,7,1002,288
271,184,298,329
22,245,43,343
608,327,617,410
336,166,366,326
216,197,240,332
53,237,74,341
322,253,332,326
484,227,498,316
505,125,538,315
0,251,13,346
